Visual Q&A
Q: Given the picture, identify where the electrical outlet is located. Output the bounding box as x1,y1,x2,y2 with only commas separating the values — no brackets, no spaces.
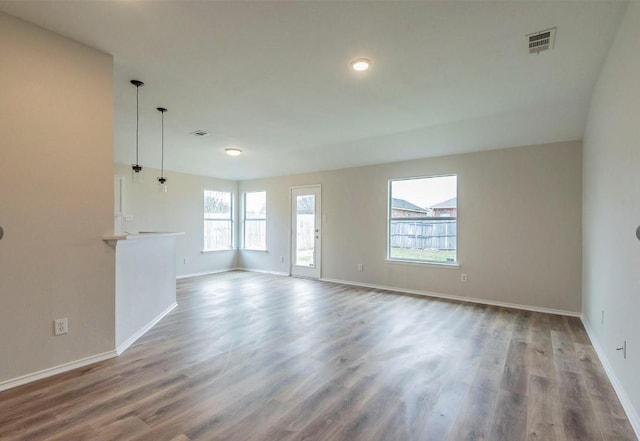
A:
461,274,468,283
357,263,364,272
54,318,68,336
601,310,605,325
183,257,189,265
280,256,285,263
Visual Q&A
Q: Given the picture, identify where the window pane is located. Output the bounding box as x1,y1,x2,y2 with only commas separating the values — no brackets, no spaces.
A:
204,190,231,219
391,176,457,218
245,192,266,219
296,195,315,267
389,175,457,263
389,219,457,263
204,220,232,250
244,219,266,250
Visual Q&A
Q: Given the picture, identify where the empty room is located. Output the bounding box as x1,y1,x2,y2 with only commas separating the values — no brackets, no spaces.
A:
0,1,639,440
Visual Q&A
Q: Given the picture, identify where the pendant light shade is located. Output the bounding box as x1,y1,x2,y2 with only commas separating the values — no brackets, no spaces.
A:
130,80,144,182
157,107,168,193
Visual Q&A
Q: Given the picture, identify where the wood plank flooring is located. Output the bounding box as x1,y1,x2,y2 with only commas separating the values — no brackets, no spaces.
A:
0,271,636,441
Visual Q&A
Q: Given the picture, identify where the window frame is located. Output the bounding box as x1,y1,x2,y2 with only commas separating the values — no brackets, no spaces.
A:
203,189,234,252
242,191,267,251
387,174,458,266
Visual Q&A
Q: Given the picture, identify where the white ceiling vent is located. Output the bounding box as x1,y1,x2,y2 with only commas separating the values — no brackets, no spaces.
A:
190,130,210,137
527,28,556,54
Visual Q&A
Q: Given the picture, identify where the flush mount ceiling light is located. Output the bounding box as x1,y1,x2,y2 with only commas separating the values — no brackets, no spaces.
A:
225,147,243,157
350,58,371,72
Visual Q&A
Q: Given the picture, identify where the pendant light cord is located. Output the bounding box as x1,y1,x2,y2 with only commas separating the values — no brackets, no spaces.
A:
130,80,144,173
135,84,140,166
161,111,164,177
156,107,168,182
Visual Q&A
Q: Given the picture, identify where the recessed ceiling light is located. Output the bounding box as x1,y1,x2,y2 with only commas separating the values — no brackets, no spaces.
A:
225,147,243,156
350,58,371,72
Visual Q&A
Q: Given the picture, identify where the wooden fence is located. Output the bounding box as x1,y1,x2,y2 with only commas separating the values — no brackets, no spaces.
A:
390,219,457,250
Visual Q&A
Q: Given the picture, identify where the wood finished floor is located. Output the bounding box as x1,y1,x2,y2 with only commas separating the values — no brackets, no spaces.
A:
0,271,636,441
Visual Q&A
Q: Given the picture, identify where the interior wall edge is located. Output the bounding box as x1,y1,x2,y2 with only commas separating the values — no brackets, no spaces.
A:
582,316,640,439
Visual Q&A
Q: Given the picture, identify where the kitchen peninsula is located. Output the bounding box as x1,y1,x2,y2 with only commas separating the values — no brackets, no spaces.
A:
103,232,184,353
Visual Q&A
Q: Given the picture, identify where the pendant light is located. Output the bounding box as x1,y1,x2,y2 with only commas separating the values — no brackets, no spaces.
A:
130,80,144,182
157,107,168,193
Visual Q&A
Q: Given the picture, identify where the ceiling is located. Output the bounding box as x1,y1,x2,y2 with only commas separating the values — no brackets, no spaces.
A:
0,1,628,180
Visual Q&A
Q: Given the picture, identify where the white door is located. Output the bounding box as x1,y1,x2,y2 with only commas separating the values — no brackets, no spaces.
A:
291,185,321,278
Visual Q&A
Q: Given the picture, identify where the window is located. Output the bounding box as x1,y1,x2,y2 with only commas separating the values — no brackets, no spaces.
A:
203,190,233,251
243,191,266,250
388,175,457,264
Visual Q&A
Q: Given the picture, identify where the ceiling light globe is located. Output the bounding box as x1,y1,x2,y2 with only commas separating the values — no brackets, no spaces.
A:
225,147,242,156
350,58,371,71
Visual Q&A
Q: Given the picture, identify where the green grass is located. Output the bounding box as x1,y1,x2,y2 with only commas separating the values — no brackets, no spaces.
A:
296,248,315,267
390,248,456,263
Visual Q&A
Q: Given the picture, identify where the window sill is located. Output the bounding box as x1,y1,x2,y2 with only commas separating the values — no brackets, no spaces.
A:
386,259,460,269
201,249,235,254
240,249,268,253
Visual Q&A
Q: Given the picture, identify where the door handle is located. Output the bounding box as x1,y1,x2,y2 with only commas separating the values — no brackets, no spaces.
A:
0,225,4,240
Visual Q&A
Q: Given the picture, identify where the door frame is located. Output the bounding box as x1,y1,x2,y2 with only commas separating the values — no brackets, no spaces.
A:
290,184,321,279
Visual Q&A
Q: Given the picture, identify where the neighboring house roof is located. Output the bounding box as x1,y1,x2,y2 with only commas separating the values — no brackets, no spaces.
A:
430,197,457,209
391,198,428,213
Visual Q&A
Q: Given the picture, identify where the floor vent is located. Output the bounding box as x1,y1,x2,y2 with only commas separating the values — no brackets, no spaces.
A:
527,28,556,54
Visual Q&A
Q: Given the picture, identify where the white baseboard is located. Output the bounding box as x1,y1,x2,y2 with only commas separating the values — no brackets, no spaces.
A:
180,268,579,318
581,317,640,438
0,301,178,392
176,267,240,279
0,350,118,393
241,268,290,277
320,277,581,317
116,302,178,355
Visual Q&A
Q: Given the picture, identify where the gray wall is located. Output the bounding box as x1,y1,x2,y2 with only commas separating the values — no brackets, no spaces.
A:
117,141,582,314
582,2,640,430
0,13,115,383
239,141,583,313
114,163,238,277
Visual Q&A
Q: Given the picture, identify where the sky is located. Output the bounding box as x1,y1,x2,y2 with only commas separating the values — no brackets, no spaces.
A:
391,175,457,209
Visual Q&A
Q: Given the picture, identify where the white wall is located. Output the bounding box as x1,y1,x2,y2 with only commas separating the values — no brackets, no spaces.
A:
114,236,178,350
0,13,115,383
239,141,583,313
114,164,238,276
582,1,640,432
